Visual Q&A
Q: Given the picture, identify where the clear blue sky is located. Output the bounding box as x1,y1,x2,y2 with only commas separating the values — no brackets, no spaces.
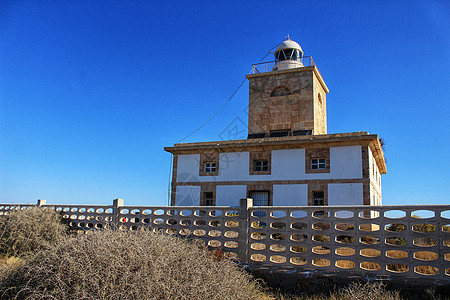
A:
1,1,449,206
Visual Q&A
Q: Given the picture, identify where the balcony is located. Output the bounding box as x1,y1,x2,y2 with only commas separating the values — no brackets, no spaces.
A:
250,56,315,74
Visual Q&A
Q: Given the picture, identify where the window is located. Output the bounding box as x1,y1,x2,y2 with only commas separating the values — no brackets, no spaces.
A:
313,191,324,206
311,158,326,170
204,162,216,173
204,192,213,206
253,160,268,172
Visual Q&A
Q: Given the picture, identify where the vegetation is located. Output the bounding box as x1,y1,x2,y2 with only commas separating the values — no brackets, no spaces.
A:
0,207,67,257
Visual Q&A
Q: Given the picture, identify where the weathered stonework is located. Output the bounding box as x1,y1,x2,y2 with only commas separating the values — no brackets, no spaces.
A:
246,67,328,136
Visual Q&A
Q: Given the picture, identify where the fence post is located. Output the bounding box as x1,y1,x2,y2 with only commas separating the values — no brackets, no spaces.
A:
112,198,124,229
237,198,253,266
37,199,46,206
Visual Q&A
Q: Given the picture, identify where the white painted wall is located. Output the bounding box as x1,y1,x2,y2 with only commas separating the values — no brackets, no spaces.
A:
177,154,200,182
216,185,247,207
273,184,308,206
328,183,363,206
176,146,362,183
175,186,200,206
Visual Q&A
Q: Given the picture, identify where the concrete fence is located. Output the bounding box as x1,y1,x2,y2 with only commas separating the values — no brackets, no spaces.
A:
1,199,449,282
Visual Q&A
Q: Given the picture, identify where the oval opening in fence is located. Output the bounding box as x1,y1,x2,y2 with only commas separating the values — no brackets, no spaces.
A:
142,218,150,224
166,209,177,216
312,210,330,219
445,253,450,261
120,209,129,214
414,251,438,261
290,257,307,265
193,229,206,236
105,208,113,214
153,209,164,216
250,254,266,262
385,223,407,232
443,225,450,233
336,235,355,244
251,232,266,240
336,247,355,256
313,222,330,231
180,210,192,216
209,210,222,217
359,223,380,231
360,261,381,271
209,220,221,227
385,250,407,259
360,249,380,257
225,220,239,228
290,245,307,253
166,228,176,234
270,233,286,241
166,219,177,225
360,236,380,245
208,230,221,237
291,211,307,218
387,264,409,273
312,259,330,267
445,240,450,247
251,211,266,218
411,210,435,219
270,222,286,229
208,240,221,248
335,210,354,219
78,215,86,220
194,210,207,217
226,210,239,217
358,210,380,219
142,209,152,215
270,244,286,252
224,241,238,249
412,223,436,233
313,234,330,242
312,246,330,254
336,260,355,269
413,237,437,247
153,218,164,225
386,237,408,246
130,217,139,223
250,243,266,250
291,222,307,230
271,210,286,218
270,255,286,264
179,229,191,236
441,210,450,219
194,220,206,226
71,207,78,212
336,223,355,231
130,209,140,215
291,233,307,242
384,210,406,219
414,265,439,276
224,231,238,238
179,219,191,226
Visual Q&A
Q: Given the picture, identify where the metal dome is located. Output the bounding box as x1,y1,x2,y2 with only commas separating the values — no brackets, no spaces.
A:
275,36,303,55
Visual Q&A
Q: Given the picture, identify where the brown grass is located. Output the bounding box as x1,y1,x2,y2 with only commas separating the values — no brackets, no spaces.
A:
0,207,67,257
0,230,264,299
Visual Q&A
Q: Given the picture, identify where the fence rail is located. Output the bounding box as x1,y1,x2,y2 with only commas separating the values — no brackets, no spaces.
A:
1,199,449,282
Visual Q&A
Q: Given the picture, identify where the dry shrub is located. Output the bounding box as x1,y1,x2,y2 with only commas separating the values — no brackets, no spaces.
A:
0,207,67,257
0,230,263,300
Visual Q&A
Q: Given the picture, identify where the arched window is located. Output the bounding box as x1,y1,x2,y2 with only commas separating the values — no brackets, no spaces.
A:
270,86,291,97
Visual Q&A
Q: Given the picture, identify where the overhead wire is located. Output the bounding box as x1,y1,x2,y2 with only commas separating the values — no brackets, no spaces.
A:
167,43,278,204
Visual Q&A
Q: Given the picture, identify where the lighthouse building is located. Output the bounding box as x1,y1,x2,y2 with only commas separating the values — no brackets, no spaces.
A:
164,37,386,208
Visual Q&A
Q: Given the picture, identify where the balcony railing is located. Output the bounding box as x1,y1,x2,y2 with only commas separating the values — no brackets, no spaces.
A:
250,56,315,74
